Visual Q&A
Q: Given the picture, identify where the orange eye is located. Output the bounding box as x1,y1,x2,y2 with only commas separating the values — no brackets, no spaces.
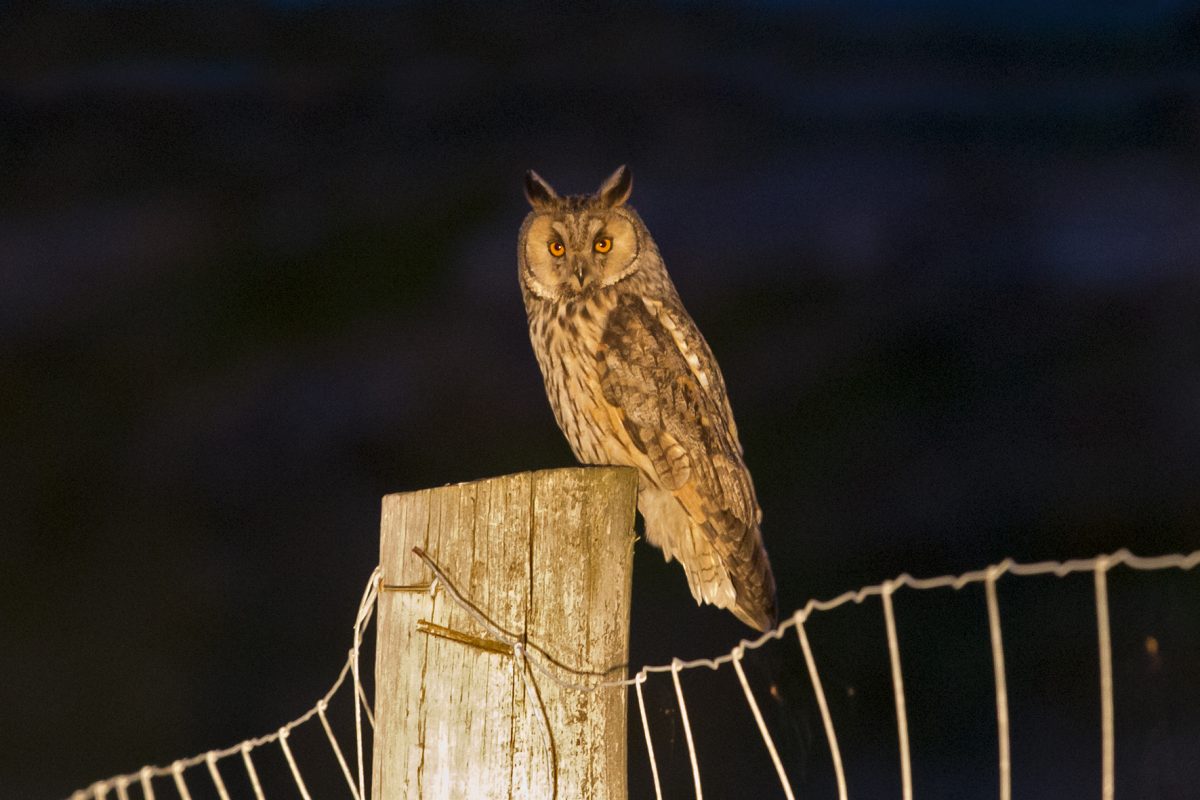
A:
594,237,612,253
548,241,565,257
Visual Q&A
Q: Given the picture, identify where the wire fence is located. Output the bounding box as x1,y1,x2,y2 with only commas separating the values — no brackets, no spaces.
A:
68,548,1200,800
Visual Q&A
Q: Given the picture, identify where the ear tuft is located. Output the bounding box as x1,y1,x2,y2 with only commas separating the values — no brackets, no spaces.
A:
597,165,632,207
524,170,558,209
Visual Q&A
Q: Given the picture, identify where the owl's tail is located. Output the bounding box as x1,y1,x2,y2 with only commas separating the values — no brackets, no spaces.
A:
640,486,777,632
706,511,777,633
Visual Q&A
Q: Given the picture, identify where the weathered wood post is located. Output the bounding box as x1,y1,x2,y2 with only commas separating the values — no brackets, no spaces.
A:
371,466,639,800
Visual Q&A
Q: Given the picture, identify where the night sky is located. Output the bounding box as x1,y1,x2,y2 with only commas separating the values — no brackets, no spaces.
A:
3,2,1199,798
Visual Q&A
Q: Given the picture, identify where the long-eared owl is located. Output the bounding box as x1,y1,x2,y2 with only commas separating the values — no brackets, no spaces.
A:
517,165,777,631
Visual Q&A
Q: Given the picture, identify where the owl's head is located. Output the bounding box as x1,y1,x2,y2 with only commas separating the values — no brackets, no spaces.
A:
518,165,650,301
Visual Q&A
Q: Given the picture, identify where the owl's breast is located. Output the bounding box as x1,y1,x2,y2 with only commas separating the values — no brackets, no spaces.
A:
527,294,624,465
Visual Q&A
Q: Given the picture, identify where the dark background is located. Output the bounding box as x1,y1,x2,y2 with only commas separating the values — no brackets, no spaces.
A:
3,2,1199,798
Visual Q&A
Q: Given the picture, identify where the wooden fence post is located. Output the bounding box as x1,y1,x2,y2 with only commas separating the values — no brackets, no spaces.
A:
371,466,639,800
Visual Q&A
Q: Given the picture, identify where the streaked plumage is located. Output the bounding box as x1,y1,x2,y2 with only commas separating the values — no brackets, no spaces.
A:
517,166,776,631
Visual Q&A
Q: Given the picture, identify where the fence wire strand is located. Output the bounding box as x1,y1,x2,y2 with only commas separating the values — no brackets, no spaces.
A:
634,673,664,800
985,567,1011,800
170,762,191,800
205,751,231,800
796,612,847,800
1095,557,1115,800
732,645,795,799
882,581,913,800
671,659,704,800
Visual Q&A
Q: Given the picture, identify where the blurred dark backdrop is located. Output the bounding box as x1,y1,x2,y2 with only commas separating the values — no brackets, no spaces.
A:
3,2,1199,798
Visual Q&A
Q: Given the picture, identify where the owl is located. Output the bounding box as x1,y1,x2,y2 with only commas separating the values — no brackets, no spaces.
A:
517,165,777,632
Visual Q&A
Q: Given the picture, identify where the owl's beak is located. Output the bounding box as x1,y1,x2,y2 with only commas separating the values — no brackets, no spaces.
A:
572,258,587,289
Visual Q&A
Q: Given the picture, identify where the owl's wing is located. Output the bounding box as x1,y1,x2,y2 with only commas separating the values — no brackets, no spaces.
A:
645,295,744,451
597,295,759,533
598,294,774,629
